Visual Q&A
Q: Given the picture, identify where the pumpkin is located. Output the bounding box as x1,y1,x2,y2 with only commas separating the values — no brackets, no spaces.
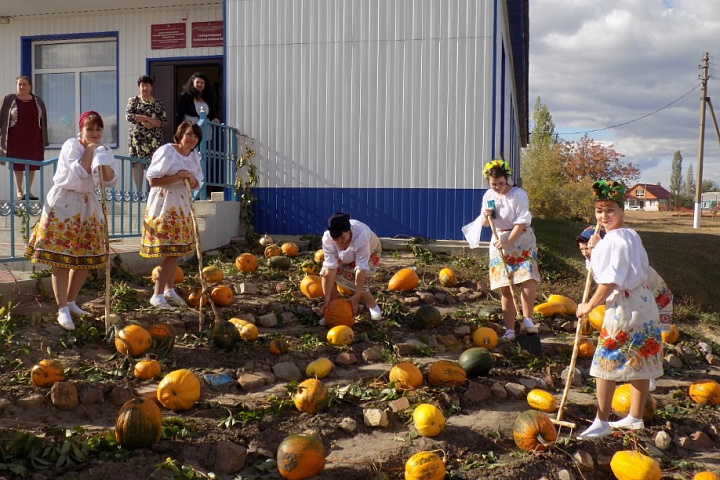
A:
512,410,558,452
458,347,493,378
324,299,354,328
389,362,423,390
276,433,325,480
612,383,657,421
661,324,680,344
202,265,224,283
114,397,163,449
404,451,445,480
212,320,240,349
472,327,498,350
327,325,354,346
575,338,596,358
156,369,201,411
413,305,442,329
526,389,558,413
293,378,329,413
30,359,64,388
147,323,175,354
427,360,467,387
210,284,234,307
300,275,324,299
269,338,289,355
235,253,259,273
301,259,320,275
438,267,456,286
186,287,208,307
412,403,446,437
237,322,259,341
688,379,720,406
547,294,577,315
259,233,274,248
115,325,153,358
579,317,594,336
306,357,333,379
694,473,720,480
134,359,162,380
388,268,419,291
264,244,282,258
533,301,565,317
610,450,661,480
268,255,292,270
151,265,184,285
336,283,353,296
313,249,324,264
588,304,606,330
281,242,299,257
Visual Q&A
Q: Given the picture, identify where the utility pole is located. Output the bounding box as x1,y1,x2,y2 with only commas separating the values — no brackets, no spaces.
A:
694,52,709,229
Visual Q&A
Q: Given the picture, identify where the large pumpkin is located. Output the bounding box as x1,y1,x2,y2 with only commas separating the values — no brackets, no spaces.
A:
210,284,234,307
300,275,324,299
610,450,661,480
427,360,467,387
512,410,557,452
438,267,456,287
327,325,354,346
235,253,259,273
114,397,163,449
472,327,498,350
115,325,153,358
146,323,175,354
694,473,720,480
612,384,657,421
413,305,442,329
661,324,680,344
202,265,224,283
293,379,329,413
412,403,445,437
306,357,333,379
30,359,64,388
157,369,201,411
276,433,325,480
458,347,493,378
688,379,720,406
152,265,184,285
264,244,282,258
526,389,558,413
212,320,240,349
588,304,606,330
404,451,445,480
134,359,162,380
324,299,354,327
281,242,299,257
388,268,419,291
389,362,423,390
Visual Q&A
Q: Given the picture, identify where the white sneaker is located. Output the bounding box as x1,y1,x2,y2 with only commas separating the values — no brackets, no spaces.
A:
521,317,539,334
649,378,656,392
576,421,613,440
164,289,188,307
57,307,75,331
318,318,327,327
500,330,516,342
369,306,382,320
67,301,90,317
609,416,644,430
150,294,175,310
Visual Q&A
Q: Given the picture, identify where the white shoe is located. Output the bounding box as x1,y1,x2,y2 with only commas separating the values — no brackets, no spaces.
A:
576,419,612,440
67,301,90,317
649,378,656,392
609,416,644,430
164,289,188,307
150,295,175,310
318,318,327,327
57,307,75,331
500,330,516,342
369,306,382,320
521,317,539,334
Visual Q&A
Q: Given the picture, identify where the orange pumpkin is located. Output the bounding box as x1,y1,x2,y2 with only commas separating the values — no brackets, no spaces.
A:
688,379,720,406
264,244,282,258
235,253,259,273
472,327,498,350
293,378,329,413
202,266,224,283
269,338,289,355
276,434,325,480
134,359,162,380
588,304,605,330
115,325,153,358
210,284,234,307
427,360,467,387
186,287,208,307
156,369,201,411
300,275,324,299
694,473,720,480
404,451,445,480
324,298,354,327
438,267,456,286
389,362,423,390
281,242,299,257
30,359,64,388
661,324,680,344
575,338,596,358
612,383,657,421
151,265,184,285
336,283,353,296
146,323,175,354
114,396,163,449
388,268,419,291
512,410,557,452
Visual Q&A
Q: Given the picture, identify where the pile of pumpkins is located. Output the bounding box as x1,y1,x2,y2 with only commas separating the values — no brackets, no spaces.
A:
151,264,234,309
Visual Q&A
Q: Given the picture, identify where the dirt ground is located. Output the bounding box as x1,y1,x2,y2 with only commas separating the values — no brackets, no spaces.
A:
0,244,719,480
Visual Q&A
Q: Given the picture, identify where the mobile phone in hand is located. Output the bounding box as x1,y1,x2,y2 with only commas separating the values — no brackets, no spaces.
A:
487,200,497,219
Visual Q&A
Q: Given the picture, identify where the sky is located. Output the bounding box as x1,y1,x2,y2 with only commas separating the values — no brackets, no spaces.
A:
529,0,720,189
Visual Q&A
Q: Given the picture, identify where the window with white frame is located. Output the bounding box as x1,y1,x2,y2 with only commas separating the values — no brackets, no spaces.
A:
32,37,117,147
635,188,645,197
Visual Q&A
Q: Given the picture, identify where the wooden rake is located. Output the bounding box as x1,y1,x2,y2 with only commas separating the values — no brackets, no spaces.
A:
486,214,523,325
97,157,112,335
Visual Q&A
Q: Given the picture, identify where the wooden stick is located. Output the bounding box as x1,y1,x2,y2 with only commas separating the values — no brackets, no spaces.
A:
486,214,522,321
98,163,111,334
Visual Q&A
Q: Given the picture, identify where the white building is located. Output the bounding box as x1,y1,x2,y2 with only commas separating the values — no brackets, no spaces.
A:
0,0,529,240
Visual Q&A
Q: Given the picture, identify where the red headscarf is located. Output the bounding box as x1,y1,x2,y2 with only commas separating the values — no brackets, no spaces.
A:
78,110,101,131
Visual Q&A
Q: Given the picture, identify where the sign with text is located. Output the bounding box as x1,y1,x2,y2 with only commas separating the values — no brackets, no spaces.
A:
192,21,223,48
151,23,186,50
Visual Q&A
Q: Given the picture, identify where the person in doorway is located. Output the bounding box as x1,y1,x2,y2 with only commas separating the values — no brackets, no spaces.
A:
175,72,220,127
319,212,382,324
575,180,663,440
139,121,203,310
480,159,540,341
126,75,167,194
24,111,117,330
0,76,49,200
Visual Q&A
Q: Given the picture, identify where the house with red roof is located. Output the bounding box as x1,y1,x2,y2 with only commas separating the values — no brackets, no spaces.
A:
625,183,670,211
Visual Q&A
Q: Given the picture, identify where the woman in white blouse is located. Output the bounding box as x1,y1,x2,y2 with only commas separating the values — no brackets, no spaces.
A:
25,111,118,330
139,121,203,310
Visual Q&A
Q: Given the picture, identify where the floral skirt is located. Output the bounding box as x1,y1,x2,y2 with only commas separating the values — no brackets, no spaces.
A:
589,286,664,381
488,228,541,290
325,233,381,293
24,187,107,269
139,183,195,258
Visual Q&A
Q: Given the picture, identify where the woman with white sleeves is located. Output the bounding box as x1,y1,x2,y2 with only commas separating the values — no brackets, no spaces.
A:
25,111,118,330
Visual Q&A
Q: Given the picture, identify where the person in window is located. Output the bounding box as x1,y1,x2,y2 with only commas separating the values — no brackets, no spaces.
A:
139,121,203,310
24,111,117,330
0,76,49,200
126,75,167,194
175,72,219,127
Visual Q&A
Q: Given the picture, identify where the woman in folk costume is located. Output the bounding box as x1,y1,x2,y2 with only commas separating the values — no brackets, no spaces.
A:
139,121,203,310
25,111,117,330
575,180,663,439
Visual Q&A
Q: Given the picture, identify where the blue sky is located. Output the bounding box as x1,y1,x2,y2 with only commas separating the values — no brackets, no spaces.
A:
530,1,720,188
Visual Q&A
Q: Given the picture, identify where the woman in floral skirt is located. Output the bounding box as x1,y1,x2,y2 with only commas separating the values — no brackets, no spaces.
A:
575,180,663,439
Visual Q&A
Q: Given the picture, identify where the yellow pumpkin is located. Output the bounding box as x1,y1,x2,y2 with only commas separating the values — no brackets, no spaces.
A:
293,378,329,413
389,362,423,390
688,379,720,406
575,337,596,358
661,324,680,344
336,283,353,296
186,287,208,307
306,357,333,379
300,275,324,299
235,253,259,273
313,249,324,264
202,265,224,283
115,325,153,358
588,304,605,330
694,473,720,480
134,359,162,380
264,244,282,258
327,325,354,346
610,450,661,480
151,265,185,285
438,267,456,287
404,451,445,480
281,242,299,257
210,284,234,307
472,327,498,350
237,322,259,341
30,359,64,388
413,403,445,437
324,298,354,328
533,301,565,317
427,360,467,387
156,369,201,411
546,294,577,315
388,268,419,291
526,389,558,413
612,383,657,421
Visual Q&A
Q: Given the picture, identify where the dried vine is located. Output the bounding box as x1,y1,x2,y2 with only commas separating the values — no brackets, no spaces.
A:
234,139,259,244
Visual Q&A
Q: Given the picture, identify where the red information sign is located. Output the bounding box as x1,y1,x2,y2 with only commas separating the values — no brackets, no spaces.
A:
151,23,186,50
192,21,223,48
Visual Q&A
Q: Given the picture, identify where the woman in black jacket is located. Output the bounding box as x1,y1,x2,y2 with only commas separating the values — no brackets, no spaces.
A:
175,72,219,128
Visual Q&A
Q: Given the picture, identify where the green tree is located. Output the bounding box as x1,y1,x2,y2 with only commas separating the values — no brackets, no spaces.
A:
685,163,695,201
701,179,719,193
669,150,683,208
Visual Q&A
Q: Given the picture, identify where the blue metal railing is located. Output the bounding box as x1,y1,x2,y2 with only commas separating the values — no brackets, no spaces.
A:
197,112,239,201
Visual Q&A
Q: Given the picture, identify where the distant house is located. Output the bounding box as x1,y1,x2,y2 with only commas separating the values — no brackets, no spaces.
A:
701,192,720,210
625,184,670,211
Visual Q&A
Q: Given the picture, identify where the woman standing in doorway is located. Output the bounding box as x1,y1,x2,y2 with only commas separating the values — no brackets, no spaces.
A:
175,72,219,127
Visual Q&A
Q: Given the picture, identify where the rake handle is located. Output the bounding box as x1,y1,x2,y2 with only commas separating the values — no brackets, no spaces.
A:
486,214,522,320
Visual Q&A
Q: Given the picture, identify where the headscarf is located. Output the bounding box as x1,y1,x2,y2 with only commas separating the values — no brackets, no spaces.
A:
592,180,625,208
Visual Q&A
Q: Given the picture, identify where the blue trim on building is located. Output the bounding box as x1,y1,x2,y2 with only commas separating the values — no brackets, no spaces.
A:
253,187,493,242
491,0,498,157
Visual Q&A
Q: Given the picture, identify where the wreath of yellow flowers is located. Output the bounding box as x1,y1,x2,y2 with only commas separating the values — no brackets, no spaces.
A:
592,180,626,207
482,159,512,178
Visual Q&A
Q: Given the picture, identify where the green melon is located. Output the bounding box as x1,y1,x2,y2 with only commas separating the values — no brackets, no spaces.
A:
458,347,493,378
268,255,292,270
413,305,443,328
